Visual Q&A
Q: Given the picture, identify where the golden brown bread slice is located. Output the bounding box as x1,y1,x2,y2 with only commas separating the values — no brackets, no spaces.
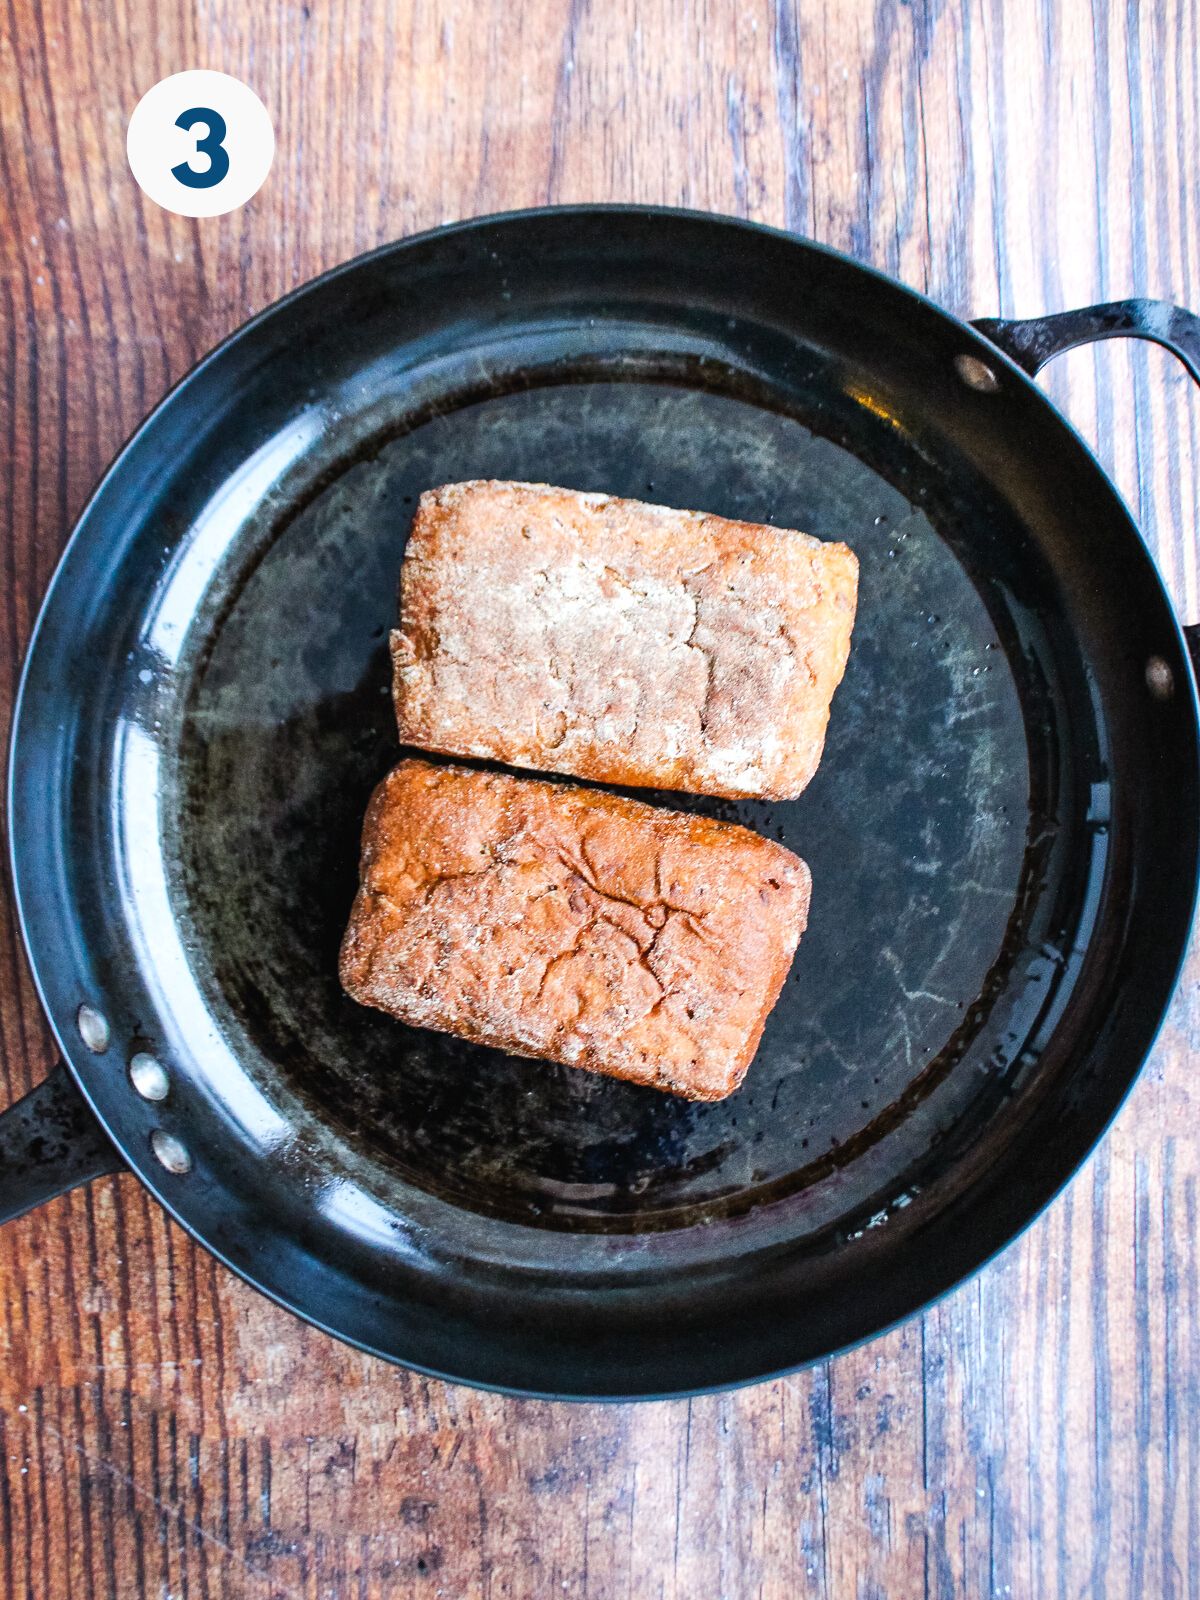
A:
391,480,859,801
339,759,811,1100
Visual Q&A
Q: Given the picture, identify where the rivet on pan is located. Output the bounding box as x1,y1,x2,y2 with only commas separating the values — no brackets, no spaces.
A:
150,1129,192,1174
954,354,1001,393
76,1004,110,1054
129,1052,170,1102
1146,655,1175,700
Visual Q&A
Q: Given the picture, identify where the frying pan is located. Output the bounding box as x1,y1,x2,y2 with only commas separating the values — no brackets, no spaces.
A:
3,207,1198,1400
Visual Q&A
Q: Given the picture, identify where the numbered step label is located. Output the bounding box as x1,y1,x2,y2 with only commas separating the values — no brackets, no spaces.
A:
127,70,274,218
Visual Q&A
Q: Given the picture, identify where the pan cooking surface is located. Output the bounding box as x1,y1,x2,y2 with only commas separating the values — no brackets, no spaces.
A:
174,371,1062,1235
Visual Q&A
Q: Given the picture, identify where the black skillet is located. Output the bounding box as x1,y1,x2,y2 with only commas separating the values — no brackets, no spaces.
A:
3,207,1199,1399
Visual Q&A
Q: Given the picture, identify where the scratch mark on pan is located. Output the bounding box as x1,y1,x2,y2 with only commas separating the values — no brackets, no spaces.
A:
881,947,955,1008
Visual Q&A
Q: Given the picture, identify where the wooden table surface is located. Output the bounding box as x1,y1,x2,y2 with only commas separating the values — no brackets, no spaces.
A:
2,1,1199,1594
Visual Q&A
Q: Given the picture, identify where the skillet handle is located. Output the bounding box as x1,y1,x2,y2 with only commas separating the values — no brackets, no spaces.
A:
976,300,1200,676
972,299,1200,386
0,1062,123,1224
979,296,1200,382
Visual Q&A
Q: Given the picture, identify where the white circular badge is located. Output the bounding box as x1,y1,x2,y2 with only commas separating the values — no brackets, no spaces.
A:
127,70,274,218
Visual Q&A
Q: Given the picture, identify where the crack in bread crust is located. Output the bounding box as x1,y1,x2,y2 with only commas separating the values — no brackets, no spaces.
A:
340,759,812,1101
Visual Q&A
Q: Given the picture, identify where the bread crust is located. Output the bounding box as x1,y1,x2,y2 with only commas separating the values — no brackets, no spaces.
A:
392,480,858,800
339,759,811,1100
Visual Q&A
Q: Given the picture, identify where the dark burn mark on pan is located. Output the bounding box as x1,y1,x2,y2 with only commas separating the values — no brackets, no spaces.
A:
172,367,1085,1235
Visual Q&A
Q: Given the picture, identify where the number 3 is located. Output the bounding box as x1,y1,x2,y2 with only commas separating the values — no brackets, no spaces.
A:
172,106,230,190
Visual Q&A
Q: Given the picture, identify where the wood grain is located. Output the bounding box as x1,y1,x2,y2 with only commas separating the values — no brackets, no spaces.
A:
2,0,1199,1594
